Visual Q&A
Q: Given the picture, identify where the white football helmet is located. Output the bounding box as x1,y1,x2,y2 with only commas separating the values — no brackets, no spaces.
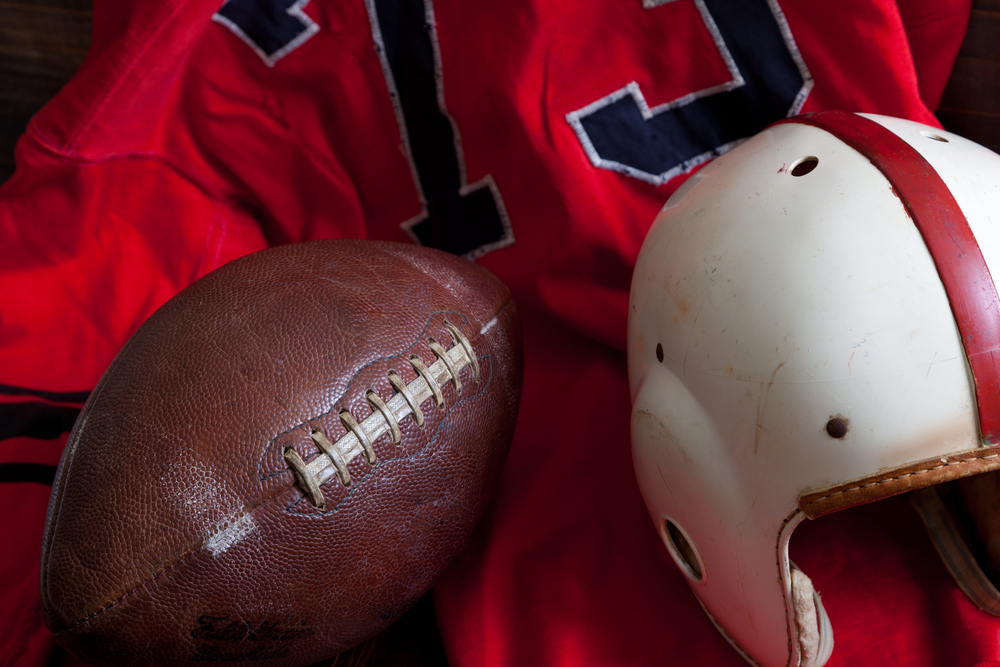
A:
629,111,1000,667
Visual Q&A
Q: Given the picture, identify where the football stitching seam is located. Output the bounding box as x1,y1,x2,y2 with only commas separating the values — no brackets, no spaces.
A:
256,310,472,483
283,330,485,508
282,298,514,515
284,353,494,516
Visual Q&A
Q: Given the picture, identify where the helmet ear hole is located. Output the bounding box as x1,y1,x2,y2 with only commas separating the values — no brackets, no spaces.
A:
790,156,819,176
661,517,705,583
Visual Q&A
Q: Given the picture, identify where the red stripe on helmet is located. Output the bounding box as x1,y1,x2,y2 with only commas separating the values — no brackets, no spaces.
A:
779,110,1000,444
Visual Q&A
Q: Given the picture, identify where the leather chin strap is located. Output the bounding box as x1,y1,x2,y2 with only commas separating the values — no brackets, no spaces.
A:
911,484,1000,615
790,563,834,667
696,562,834,667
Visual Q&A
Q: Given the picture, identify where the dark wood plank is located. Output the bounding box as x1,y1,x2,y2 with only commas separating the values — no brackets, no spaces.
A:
957,9,1000,60
0,0,91,182
938,7,1000,153
938,55,1000,118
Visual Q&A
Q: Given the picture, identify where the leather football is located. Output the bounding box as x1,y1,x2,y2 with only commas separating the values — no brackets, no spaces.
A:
40,240,523,665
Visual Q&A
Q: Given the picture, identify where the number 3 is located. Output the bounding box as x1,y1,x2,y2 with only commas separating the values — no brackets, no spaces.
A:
566,0,813,186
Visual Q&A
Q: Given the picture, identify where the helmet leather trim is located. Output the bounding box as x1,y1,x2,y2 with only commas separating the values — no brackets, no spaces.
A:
798,445,1000,518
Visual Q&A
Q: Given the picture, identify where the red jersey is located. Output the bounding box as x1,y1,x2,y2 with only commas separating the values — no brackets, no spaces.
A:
0,0,988,665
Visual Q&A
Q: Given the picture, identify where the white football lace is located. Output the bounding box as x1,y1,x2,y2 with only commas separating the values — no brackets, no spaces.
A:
284,321,480,508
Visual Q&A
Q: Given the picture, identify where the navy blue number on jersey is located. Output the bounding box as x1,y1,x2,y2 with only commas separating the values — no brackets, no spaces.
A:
216,0,807,246
567,0,812,186
213,0,513,258
368,0,514,259
213,0,319,67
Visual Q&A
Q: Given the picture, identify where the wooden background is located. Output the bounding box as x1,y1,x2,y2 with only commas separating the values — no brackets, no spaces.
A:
4,0,1000,665
0,0,90,183
938,0,1000,150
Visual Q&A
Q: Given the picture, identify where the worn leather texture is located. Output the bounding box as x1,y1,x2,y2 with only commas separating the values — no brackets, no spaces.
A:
39,239,523,666
798,446,1000,519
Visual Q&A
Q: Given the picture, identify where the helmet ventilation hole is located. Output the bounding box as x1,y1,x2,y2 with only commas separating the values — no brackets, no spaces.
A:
790,156,819,177
656,343,664,362
825,417,848,439
920,130,949,143
661,517,705,583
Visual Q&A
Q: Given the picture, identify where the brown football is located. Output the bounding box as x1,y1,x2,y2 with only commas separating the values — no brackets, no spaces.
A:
40,239,522,665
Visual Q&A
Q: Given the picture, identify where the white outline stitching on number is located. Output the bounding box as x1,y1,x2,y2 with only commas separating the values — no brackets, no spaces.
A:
566,0,814,186
212,0,319,68
363,0,515,259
